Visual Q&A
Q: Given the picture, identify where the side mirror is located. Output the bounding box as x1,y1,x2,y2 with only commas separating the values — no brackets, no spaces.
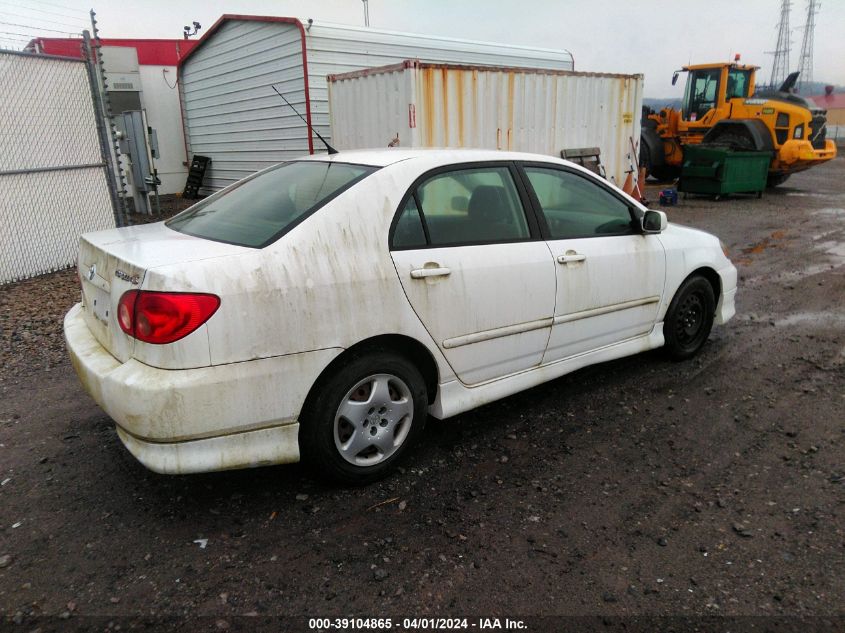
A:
672,71,679,86
642,209,667,233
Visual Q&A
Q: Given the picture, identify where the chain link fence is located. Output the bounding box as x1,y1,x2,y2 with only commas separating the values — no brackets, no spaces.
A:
0,48,121,285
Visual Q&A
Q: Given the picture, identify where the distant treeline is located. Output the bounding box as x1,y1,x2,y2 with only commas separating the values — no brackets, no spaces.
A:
643,98,681,111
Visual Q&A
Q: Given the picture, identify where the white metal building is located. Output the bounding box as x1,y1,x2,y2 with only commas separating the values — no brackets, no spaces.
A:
178,15,575,192
328,60,643,185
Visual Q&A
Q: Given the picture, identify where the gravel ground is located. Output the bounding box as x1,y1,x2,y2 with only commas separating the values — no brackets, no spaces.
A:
0,160,843,631
0,194,190,383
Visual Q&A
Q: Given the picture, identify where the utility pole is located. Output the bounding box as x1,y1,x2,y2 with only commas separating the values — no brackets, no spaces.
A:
796,0,819,93
768,0,792,89
362,0,370,27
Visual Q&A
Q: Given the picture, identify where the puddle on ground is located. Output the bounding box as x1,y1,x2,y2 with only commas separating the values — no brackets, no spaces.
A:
816,240,845,259
743,234,845,284
786,192,845,199
742,230,789,255
811,229,842,241
742,210,845,285
773,312,845,328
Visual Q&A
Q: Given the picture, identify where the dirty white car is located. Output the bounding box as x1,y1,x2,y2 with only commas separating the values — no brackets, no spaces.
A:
65,149,736,483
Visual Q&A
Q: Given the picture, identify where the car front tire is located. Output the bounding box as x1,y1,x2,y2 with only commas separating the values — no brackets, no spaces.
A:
663,275,715,361
299,351,428,485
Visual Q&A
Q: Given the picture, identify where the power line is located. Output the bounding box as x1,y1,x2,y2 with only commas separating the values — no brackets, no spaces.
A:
2,10,87,30
0,20,80,35
21,0,88,14
0,30,44,38
1,1,88,25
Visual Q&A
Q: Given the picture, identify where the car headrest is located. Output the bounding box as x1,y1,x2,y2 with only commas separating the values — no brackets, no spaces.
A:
468,185,510,224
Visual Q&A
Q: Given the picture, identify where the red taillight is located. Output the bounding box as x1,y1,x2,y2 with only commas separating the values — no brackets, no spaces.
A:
117,290,220,345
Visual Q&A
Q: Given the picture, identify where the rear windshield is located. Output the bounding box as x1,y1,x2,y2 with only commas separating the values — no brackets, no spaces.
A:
166,161,377,248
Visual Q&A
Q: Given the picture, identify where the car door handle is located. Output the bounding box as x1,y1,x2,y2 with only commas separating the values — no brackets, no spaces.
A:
557,253,586,264
411,267,451,279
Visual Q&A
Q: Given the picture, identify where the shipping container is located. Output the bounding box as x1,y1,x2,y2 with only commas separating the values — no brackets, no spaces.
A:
328,60,643,186
177,15,574,192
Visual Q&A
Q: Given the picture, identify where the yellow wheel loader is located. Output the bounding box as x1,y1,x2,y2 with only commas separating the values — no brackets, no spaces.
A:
641,60,837,186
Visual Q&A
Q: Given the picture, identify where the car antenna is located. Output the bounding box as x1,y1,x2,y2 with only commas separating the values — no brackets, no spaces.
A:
271,85,338,155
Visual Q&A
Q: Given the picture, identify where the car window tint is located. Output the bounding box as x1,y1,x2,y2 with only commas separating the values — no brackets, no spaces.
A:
167,161,376,248
524,167,634,239
393,197,427,248
414,167,529,246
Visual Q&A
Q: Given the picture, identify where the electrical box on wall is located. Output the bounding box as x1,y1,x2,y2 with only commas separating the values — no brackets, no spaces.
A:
101,47,142,114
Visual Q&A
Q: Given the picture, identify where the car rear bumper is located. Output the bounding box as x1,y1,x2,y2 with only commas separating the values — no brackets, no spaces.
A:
64,303,342,474
115,424,301,474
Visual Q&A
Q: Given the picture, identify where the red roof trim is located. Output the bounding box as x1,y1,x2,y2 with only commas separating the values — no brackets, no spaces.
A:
30,37,197,66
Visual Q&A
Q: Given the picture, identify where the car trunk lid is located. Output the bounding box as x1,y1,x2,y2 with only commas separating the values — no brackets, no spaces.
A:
77,223,248,363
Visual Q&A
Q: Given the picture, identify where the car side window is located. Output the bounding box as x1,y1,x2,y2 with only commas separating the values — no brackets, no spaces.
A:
394,166,530,248
393,197,427,248
523,167,634,240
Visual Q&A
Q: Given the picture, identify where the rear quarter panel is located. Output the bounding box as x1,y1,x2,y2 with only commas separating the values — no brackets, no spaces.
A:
144,165,455,381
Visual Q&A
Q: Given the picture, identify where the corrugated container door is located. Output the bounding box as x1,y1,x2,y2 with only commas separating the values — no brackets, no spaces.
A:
328,62,643,186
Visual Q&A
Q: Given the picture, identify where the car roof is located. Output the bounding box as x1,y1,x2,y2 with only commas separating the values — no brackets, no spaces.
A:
299,148,570,168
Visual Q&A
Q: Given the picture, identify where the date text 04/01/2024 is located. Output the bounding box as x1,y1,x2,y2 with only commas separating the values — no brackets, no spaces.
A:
308,618,527,630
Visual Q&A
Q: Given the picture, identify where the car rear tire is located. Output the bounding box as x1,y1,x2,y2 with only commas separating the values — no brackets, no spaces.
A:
663,276,715,361
299,351,427,485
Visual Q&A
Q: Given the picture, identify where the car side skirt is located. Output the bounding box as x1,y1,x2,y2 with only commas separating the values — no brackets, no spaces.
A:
430,327,665,420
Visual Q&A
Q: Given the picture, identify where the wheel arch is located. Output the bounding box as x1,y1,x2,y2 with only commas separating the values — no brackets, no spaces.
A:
702,119,774,151
680,266,721,310
302,334,440,416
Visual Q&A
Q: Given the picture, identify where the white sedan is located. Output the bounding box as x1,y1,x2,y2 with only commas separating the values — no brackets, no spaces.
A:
65,149,736,483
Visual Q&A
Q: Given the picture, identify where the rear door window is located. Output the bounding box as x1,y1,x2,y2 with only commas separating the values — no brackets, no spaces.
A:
392,166,531,248
167,161,377,248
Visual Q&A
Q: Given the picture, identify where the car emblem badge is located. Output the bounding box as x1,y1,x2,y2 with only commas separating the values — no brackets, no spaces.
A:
115,269,140,285
88,264,96,281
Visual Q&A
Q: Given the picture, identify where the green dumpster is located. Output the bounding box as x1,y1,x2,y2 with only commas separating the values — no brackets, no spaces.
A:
678,145,772,199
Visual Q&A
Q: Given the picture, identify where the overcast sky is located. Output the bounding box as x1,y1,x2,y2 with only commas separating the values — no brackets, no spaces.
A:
3,0,844,97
